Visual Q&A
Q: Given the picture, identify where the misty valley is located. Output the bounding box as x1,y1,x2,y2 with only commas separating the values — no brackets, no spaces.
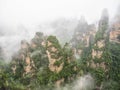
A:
0,5,120,90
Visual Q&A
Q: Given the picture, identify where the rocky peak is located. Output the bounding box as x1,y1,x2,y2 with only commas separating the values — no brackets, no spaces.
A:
11,32,48,76
89,9,110,72
46,36,63,73
70,20,96,57
109,17,120,43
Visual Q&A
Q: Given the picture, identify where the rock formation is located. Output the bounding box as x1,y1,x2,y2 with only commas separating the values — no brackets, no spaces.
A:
70,17,96,57
46,36,63,73
90,9,109,71
109,16,120,43
11,32,48,76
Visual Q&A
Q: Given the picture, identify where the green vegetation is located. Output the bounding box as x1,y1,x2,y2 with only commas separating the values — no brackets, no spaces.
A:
0,10,120,90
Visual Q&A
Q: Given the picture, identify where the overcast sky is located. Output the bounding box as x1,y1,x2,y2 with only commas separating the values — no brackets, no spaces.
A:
0,0,120,28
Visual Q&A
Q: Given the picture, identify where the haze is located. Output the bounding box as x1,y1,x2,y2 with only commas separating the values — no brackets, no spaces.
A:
0,0,120,28
0,0,120,61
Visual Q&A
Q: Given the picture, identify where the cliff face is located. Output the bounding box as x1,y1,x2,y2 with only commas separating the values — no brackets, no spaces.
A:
110,30,120,41
90,9,109,71
109,19,120,43
70,17,96,57
11,32,48,76
46,36,64,73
